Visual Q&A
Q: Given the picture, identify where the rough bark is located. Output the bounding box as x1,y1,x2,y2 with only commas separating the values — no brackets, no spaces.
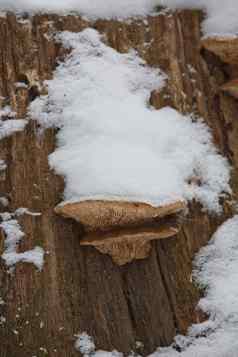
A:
0,9,237,357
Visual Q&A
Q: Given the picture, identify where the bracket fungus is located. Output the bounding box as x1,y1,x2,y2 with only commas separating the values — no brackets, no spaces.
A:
201,37,238,65
221,79,238,99
55,200,186,265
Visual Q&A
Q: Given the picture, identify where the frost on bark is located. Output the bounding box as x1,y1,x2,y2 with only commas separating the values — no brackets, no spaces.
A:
0,10,237,357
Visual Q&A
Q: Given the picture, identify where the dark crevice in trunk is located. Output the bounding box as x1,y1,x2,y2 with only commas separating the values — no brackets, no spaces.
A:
155,244,179,333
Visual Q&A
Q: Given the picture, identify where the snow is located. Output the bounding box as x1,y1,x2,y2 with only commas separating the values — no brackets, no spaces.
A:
75,333,96,355
31,29,230,212
3,245,45,270
0,106,27,139
161,0,238,37
0,197,9,207
0,119,27,140
1,219,25,254
0,1,237,36
75,333,122,357
14,207,42,217
0,215,44,270
0,0,159,19
0,160,6,171
0,106,15,119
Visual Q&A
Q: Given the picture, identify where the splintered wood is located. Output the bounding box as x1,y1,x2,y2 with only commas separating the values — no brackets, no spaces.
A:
55,200,186,265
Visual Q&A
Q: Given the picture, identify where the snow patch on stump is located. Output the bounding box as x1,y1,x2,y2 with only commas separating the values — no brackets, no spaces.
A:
31,29,231,213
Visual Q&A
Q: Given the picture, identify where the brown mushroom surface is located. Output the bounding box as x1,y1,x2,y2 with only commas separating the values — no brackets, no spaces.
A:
55,200,186,265
221,79,238,98
201,37,238,64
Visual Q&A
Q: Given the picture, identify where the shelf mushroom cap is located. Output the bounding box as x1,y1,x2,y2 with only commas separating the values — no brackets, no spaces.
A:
55,199,187,265
221,79,238,98
201,37,238,65
55,200,186,233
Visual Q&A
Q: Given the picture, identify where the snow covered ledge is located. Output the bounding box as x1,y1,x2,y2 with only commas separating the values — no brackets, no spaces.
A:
55,200,186,265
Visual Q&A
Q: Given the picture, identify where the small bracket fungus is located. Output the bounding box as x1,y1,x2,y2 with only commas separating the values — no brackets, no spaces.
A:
221,79,238,99
55,200,186,265
201,37,238,65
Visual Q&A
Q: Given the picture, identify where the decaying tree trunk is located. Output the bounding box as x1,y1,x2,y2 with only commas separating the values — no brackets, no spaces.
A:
0,9,237,357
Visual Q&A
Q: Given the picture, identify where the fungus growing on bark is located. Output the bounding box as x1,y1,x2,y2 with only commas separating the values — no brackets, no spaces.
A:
201,37,238,65
55,200,186,265
221,79,238,99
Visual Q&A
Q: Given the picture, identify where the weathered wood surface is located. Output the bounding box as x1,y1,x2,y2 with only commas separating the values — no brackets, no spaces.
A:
0,10,236,357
